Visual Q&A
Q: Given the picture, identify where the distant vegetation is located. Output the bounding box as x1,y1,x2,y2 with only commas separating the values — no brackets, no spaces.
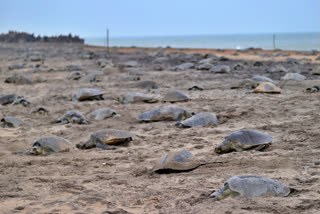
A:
0,31,84,44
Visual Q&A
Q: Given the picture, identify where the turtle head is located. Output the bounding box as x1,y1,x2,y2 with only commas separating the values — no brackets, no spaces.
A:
183,111,196,120
28,142,45,155
71,116,81,124
210,183,240,200
214,139,232,154
116,96,128,104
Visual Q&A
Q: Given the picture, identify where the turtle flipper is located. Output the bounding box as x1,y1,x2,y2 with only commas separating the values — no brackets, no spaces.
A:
254,143,270,151
96,143,117,150
56,120,68,125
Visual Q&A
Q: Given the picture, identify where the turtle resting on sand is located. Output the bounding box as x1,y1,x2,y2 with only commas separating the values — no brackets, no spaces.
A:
230,79,259,89
87,108,117,121
76,129,133,150
24,137,73,155
210,175,291,200
305,85,320,93
162,90,191,103
72,88,104,102
215,129,274,154
68,71,82,80
176,112,219,128
116,92,158,104
0,116,25,128
152,149,201,174
31,107,49,115
137,106,195,122
253,82,281,94
12,97,30,106
0,94,17,105
56,110,89,125
135,80,158,90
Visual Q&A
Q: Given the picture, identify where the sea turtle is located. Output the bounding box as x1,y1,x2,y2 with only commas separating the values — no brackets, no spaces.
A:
162,90,191,103
0,94,17,105
152,149,201,174
137,106,195,122
24,137,73,155
305,86,320,93
281,73,306,81
135,80,158,90
253,82,281,93
176,112,219,128
31,107,49,115
12,97,30,106
76,129,133,150
210,175,291,200
68,71,82,80
0,116,25,128
5,74,32,84
230,79,259,89
56,110,89,125
116,93,158,104
215,129,274,154
87,108,117,120
188,84,204,91
72,88,104,102
251,76,274,84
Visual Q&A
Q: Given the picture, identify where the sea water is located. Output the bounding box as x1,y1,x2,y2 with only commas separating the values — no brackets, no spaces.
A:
85,32,319,51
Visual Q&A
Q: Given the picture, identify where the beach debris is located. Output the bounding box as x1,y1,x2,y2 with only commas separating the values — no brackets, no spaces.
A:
22,137,73,156
76,129,133,150
162,90,191,102
253,82,281,93
210,175,291,200
117,92,158,104
87,108,117,120
152,149,201,174
209,65,231,73
0,116,25,128
215,129,273,154
72,88,104,102
281,73,306,81
176,112,219,128
137,106,195,122
55,110,89,125
31,107,49,115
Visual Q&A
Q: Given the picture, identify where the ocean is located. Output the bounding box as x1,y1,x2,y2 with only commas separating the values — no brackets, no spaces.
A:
85,32,319,51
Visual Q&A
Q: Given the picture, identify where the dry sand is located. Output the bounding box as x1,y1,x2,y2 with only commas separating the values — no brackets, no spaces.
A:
0,43,319,214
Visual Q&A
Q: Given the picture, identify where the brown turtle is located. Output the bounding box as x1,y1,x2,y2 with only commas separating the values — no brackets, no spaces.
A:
24,137,73,156
87,108,117,120
176,112,219,128
72,88,104,101
253,82,281,93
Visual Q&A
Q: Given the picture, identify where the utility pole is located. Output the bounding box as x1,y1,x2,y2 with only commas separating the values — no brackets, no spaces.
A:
273,34,276,50
106,28,109,54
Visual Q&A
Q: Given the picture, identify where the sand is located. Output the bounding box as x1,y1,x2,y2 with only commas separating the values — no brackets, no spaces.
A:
0,42,319,214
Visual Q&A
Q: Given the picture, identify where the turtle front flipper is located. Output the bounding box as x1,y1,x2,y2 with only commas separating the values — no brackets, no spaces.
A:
56,120,68,125
254,143,270,151
96,143,117,150
76,139,96,149
210,184,240,200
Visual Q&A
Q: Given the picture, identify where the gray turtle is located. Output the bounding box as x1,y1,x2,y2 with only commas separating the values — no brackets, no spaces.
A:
152,149,201,174
253,82,281,93
31,107,49,115
68,71,82,80
176,112,219,128
5,74,32,84
188,84,204,91
215,129,274,154
87,108,117,121
230,79,259,89
137,106,195,122
162,90,191,103
135,80,158,90
252,76,274,84
76,129,133,150
56,110,89,125
0,116,25,128
24,137,73,156
305,85,320,93
12,97,30,106
72,88,104,102
210,175,291,200
0,94,17,105
116,92,158,104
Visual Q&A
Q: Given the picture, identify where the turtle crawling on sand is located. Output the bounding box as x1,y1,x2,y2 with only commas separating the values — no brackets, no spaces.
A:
12,97,30,106
116,92,158,104
137,106,195,122
0,116,25,128
31,107,49,115
72,88,104,102
210,175,291,200
176,112,219,128
152,149,201,174
162,90,191,103
24,137,73,155
56,110,89,125
230,79,259,89
0,94,17,105
215,129,274,154
305,85,320,93
76,129,133,150
87,108,117,121
253,82,281,93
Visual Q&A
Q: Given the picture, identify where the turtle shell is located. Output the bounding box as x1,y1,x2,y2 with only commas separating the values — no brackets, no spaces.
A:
31,107,49,115
215,129,274,153
212,175,290,198
90,129,133,145
251,76,274,84
137,106,189,122
87,108,117,120
31,137,72,153
57,110,88,124
72,88,104,101
1,116,25,128
152,149,201,173
117,93,157,104
162,90,190,102
177,112,219,128
253,82,281,93
231,79,258,89
0,94,17,105
135,80,158,89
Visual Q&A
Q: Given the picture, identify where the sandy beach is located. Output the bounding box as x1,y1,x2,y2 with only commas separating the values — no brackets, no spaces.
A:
0,42,320,214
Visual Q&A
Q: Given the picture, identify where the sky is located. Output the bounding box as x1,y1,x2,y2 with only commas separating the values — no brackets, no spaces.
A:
0,0,319,38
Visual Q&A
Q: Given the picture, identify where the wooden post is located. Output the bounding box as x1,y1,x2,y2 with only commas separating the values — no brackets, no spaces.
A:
273,34,276,50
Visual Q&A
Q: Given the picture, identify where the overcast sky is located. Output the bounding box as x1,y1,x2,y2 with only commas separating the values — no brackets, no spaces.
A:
1,0,319,37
